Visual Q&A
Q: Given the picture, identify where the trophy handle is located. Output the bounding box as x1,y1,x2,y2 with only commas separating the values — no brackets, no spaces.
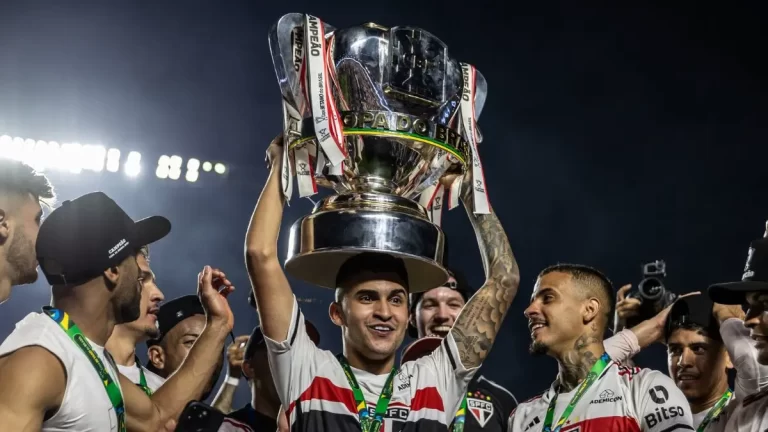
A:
268,13,337,114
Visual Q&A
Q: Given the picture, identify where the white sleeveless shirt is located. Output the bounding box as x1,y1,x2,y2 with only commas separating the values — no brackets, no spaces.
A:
0,312,124,432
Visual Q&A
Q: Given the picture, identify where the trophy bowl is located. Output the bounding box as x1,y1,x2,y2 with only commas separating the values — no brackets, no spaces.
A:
269,13,488,292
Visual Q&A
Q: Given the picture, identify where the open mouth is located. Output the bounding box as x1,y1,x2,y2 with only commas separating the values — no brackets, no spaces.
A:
428,326,451,337
752,334,768,345
147,306,160,320
528,320,548,337
368,324,394,337
676,373,699,382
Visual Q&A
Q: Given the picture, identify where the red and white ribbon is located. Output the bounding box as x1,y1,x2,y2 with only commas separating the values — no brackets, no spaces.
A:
419,184,445,226
448,175,462,210
304,14,346,167
459,63,490,214
294,146,317,197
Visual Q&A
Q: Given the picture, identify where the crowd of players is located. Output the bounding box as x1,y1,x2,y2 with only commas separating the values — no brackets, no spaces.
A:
0,134,766,432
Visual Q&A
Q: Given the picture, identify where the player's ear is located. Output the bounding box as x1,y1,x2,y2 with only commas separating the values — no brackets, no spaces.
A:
582,297,600,324
147,345,165,371
329,301,345,327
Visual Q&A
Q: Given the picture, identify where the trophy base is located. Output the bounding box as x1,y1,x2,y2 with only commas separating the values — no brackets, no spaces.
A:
285,193,447,293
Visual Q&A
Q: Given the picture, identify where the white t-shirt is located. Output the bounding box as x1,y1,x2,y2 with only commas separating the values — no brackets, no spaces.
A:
0,312,124,432
509,362,693,431
264,296,478,432
117,362,166,393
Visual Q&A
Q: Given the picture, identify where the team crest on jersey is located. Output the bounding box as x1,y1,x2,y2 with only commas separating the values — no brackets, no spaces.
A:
468,397,494,427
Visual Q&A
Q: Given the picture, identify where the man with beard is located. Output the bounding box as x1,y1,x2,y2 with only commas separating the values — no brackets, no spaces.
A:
407,269,518,431
246,136,520,431
0,159,54,304
0,192,234,431
224,323,320,430
146,295,225,401
706,222,768,431
510,264,693,431
106,246,167,394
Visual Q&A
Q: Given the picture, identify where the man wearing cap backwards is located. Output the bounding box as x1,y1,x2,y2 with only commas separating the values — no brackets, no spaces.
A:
509,263,694,432
224,323,321,430
246,136,520,431
146,295,226,402
705,221,768,431
0,192,235,432
0,159,54,304
406,269,519,432
106,245,167,395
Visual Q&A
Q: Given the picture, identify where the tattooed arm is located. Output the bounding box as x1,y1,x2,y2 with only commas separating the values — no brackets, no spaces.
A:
450,179,521,369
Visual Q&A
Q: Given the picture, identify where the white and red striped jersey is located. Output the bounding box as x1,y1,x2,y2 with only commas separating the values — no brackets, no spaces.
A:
508,361,693,432
218,417,255,432
264,297,477,432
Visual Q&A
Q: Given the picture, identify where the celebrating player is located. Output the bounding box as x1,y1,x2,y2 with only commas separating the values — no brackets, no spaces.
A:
246,135,520,431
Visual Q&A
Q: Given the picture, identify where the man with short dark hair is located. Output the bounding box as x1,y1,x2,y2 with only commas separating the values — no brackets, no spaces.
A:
247,136,521,431
510,263,693,431
0,191,234,431
407,268,518,432
0,159,54,303
106,246,166,394
146,295,225,401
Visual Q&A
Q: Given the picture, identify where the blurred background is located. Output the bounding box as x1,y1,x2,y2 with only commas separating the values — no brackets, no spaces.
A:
1,0,766,407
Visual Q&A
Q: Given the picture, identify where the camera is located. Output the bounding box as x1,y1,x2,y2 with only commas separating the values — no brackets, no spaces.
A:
624,260,678,329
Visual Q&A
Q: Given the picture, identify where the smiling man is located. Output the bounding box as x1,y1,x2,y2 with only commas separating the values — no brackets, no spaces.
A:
510,263,693,432
106,246,167,394
706,224,768,431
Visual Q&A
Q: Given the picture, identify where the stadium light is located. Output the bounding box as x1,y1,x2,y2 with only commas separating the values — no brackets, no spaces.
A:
1,134,228,183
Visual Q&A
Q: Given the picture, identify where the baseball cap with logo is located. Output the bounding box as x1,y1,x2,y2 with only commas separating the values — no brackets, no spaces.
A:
147,295,205,347
36,191,171,286
664,294,721,342
709,237,768,305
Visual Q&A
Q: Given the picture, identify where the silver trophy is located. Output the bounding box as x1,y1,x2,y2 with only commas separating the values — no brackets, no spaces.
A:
269,13,490,293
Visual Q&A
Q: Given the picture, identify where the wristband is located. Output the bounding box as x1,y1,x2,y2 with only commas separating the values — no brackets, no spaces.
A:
226,376,240,387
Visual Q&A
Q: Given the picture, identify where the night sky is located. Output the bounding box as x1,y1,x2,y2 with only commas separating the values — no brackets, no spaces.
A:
1,1,766,409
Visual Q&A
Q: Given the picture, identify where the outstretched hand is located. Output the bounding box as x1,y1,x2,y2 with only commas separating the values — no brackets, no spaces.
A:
197,266,235,331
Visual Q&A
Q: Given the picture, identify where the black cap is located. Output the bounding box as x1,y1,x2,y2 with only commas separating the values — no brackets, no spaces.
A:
335,252,409,290
408,268,471,338
709,238,768,305
36,192,171,286
244,321,320,361
664,294,721,342
147,295,205,346
401,336,442,365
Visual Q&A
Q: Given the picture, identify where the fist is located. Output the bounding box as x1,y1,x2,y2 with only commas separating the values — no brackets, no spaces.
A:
266,134,286,169
226,335,251,378
614,284,641,331
713,302,746,324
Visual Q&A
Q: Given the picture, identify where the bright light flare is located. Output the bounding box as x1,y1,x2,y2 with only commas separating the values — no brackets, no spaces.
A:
214,163,226,174
125,151,142,177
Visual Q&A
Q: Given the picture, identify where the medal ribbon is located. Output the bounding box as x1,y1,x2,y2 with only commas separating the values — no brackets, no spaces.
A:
697,389,732,432
304,14,346,167
135,355,153,396
336,354,396,432
542,352,611,432
451,396,468,432
458,63,490,214
42,307,126,432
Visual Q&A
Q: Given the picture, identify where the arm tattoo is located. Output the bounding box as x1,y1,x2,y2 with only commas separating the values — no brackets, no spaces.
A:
451,185,520,369
558,334,602,392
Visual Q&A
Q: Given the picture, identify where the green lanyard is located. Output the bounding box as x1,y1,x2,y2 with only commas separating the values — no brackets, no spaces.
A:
451,396,468,432
42,307,126,432
135,355,153,396
697,389,732,432
542,352,611,432
336,354,396,432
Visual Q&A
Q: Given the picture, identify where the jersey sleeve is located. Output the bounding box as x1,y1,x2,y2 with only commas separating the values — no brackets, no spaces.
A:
603,329,641,365
414,333,479,423
262,296,325,407
720,317,768,402
633,370,693,432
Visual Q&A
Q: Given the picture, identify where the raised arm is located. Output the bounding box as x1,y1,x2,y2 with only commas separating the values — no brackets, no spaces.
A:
124,266,233,432
450,176,521,369
245,135,295,342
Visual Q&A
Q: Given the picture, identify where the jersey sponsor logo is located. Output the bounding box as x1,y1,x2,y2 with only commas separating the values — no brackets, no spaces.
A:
468,397,494,427
643,405,685,428
590,389,623,404
648,385,669,404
